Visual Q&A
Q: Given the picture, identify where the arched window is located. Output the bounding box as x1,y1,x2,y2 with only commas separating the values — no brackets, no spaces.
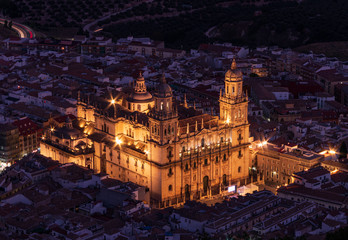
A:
185,163,188,171
204,159,208,165
238,166,241,173
164,129,167,136
169,168,173,175
223,154,227,161
194,162,197,168
216,156,219,163
201,138,205,147
168,185,173,191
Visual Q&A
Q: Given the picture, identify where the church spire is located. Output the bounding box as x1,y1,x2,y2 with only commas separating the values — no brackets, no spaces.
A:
160,72,166,84
231,58,237,70
134,71,147,93
183,94,188,108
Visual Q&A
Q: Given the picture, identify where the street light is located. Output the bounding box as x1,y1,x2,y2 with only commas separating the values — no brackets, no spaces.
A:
328,150,336,154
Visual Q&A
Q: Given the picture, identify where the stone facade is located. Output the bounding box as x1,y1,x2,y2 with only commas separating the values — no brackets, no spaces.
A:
42,60,251,207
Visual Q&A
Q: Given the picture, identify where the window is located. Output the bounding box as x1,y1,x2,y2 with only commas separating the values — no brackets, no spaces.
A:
201,138,205,147
238,166,241,173
194,162,197,168
215,156,219,163
204,159,208,165
137,104,141,111
169,185,173,191
168,148,173,158
223,154,227,161
223,174,227,186
185,163,188,171
169,168,173,175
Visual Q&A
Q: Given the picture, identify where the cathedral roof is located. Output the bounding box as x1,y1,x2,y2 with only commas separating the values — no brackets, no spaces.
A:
128,91,153,102
53,127,83,140
155,73,172,98
225,58,242,81
127,72,153,103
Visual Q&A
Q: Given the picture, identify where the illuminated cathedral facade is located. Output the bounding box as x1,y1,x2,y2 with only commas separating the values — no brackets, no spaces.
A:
40,60,251,207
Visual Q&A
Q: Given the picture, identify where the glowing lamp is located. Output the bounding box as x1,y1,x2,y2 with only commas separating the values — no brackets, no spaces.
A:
115,137,122,145
111,99,116,104
328,150,336,154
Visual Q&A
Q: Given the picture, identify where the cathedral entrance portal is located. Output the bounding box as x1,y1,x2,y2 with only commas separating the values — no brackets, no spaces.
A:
185,184,190,200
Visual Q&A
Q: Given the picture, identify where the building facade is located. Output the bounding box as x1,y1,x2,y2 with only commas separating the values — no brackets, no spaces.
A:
41,60,251,207
255,142,322,186
0,123,20,166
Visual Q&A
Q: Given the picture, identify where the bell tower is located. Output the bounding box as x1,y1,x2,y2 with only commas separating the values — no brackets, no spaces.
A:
219,59,248,126
147,73,179,202
148,73,178,146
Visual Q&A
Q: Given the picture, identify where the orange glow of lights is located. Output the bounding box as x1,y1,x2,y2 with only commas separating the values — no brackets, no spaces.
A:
115,137,122,145
328,150,336,154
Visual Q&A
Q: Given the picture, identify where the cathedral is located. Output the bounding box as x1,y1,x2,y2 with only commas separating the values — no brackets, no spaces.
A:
40,59,251,207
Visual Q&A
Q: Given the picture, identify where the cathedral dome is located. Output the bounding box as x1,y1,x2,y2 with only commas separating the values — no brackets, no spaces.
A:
127,72,153,103
155,73,172,98
225,59,242,81
128,91,153,102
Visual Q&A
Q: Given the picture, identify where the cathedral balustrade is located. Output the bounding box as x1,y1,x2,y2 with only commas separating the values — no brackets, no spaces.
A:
42,139,94,156
180,141,233,160
122,146,147,160
221,95,248,104
148,111,177,120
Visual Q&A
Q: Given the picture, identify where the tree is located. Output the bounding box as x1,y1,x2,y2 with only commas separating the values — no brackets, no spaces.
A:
339,141,347,159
